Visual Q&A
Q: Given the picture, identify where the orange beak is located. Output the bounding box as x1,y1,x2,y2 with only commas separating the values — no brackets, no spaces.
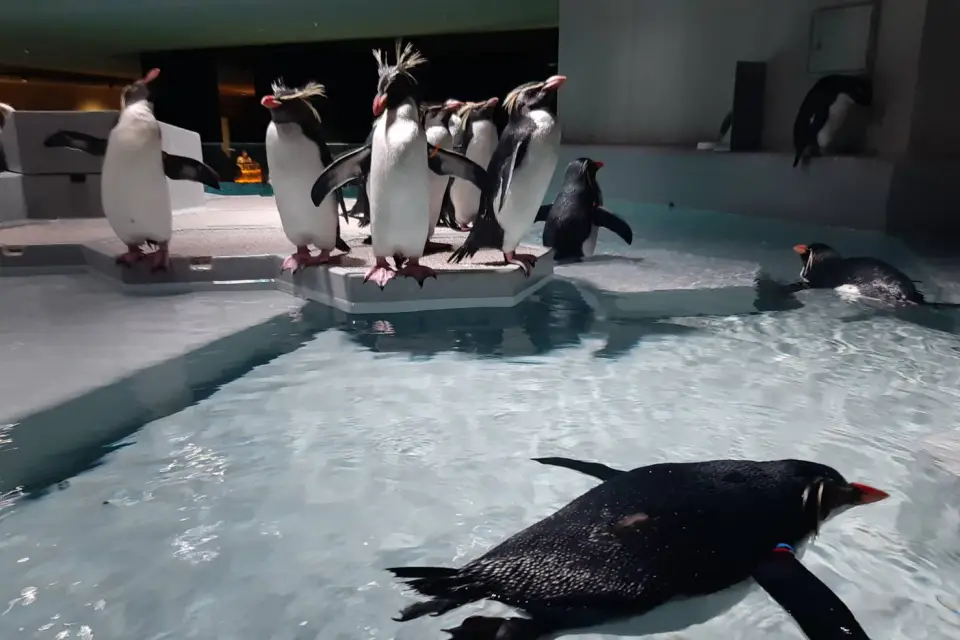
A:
260,95,281,109
544,75,567,91
595,161,604,169
373,94,387,117
793,244,808,254
850,482,890,505
142,68,160,84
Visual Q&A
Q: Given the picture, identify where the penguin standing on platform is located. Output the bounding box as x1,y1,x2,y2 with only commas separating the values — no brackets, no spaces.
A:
536,157,633,262
422,99,464,239
793,74,872,168
308,40,492,289
261,79,351,273
446,97,501,231
448,75,566,275
43,68,220,271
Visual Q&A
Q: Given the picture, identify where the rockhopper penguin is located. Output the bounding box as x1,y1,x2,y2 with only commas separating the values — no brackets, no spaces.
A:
793,74,873,168
388,456,888,640
43,68,220,271
261,79,351,273
422,99,465,238
309,40,492,289
535,157,633,262
447,75,566,275
444,97,501,231
0,101,14,172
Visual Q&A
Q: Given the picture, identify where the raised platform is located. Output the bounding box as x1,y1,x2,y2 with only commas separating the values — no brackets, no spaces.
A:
0,195,554,314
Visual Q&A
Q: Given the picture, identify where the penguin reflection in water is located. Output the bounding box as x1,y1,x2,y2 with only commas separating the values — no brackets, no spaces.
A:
43,68,220,271
260,80,351,273
309,41,492,289
535,157,633,262
388,457,888,640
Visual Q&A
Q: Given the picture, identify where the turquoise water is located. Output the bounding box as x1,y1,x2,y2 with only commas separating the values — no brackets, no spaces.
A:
1,203,960,639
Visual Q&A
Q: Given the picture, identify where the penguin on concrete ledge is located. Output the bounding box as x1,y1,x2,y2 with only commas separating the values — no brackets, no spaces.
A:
388,456,887,640
793,74,873,168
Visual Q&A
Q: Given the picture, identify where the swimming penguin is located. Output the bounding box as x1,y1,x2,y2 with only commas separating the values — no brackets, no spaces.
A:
261,79,351,273
0,102,14,171
388,456,887,640
422,99,464,239
791,242,959,307
309,41,491,289
534,157,633,262
43,68,220,270
448,75,566,275
445,97,501,230
793,74,872,168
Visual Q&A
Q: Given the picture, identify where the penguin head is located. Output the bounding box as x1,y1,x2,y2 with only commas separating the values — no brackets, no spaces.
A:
372,40,427,117
566,157,604,188
843,75,873,107
454,97,500,130
792,461,888,534
261,80,327,126
794,242,841,280
421,99,464,129
120,68,160,110
503,75,567,118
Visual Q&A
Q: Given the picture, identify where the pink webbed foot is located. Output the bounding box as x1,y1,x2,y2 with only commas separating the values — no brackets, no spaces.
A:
364,258,397,289
458,223,471,232
147,244,170,272
398,258,437,288
281,246,312,274
115,244,145,267
503,251,537,277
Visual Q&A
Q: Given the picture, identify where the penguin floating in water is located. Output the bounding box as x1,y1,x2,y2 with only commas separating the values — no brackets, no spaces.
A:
309,41,492,289
261,79,351,273
421,99,465,241
43,68,220,270
444,97,501,231
388,456,887,640
534,157,633,262
791,242,959,308
793,74,872,168
448,75,566,275
0,101,14,171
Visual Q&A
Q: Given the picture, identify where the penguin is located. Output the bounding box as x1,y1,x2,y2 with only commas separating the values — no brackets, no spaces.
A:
445,97,501,231
388,456,887,640
43,68,220,270
345,123,375,244
308,40,492,289
534,157,633,262
791,242,960,307
793,74,872,168
261,79,351,273
447,75,566,275
421,99,464,239
0,102,14,172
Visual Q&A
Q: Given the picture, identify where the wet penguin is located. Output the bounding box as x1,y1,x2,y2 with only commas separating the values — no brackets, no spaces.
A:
535,157,633,262
0,102,14,171
309,41,491,289
261,79,351,273
448,75,566,275
445,97,501,230
388,456,887,640
793,74,872,168
43,68,220,270
422,99,464,238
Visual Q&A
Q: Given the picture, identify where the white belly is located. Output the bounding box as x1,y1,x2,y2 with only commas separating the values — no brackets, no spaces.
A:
451,121,499,226
817,94,854,151
582,225,600,257
101,123,171,246
369,114,430,258
425,125,452,235
266,123,338,249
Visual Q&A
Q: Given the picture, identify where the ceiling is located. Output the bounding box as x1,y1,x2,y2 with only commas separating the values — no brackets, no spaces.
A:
1,0,558,75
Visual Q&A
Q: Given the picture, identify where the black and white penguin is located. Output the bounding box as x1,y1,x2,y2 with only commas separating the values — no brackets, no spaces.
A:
43,68,220,270
446,97,501,230
261,79,351,273
791,242,959,307
793,74,873,168
534,157,633,262
309,41,491,289
422,99,464,238
0,101,14,171
388,456,887,640
448,75,566,275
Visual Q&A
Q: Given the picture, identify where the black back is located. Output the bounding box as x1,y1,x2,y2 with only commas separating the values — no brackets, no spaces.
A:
793,75,872,164
798,242,922,303
543,158,602,258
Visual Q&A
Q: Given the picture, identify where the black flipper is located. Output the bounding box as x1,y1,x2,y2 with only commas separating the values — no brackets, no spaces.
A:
495,137,530,213
427,145,491,194
753,546,871,639
442,616,551,640
43,130,108,156
311,145,372,207
162,153,221,189
439,178,457,228
593,206,633,244
335,233,350,253
534,204,552,223
532,456,626,481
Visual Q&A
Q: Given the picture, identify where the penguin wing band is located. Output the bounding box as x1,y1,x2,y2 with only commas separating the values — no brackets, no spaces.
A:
43,130,109,156
161,153,221,189
310,145,372,207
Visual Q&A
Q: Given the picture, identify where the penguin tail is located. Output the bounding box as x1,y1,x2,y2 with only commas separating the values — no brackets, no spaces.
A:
387,566,483,622
448,216,504,264
442,616,548,640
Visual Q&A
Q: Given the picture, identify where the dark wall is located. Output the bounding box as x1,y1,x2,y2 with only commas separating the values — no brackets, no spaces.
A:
140,50,222,143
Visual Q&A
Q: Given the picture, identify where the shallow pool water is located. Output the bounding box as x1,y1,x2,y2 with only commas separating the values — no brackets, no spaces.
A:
2,203,960,639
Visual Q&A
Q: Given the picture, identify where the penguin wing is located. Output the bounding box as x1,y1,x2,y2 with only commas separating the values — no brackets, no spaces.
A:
534,204,552,223
532,456,625,481
453,117,473,154
427,146,490,193
310,144,372,207
593,207,633,245
43,130,109,157
491,121,535,214
161,153,221,190
753,548,870,639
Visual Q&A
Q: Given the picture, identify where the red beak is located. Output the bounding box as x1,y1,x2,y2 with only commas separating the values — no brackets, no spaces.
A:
142,68,160,84
594,161,604,169
261,95,281,109
444,99,464,111
485,96,500,108
544,75,567,91
373,94,387,117
850,482,890,505
793,244,808,255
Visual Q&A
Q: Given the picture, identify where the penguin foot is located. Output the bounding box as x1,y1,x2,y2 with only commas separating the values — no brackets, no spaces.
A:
281,246,313,274
364,259,397,289
398,259,437,288
504,252,537,276
115,245,145,267
147,244,169,272
459,224,471,232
